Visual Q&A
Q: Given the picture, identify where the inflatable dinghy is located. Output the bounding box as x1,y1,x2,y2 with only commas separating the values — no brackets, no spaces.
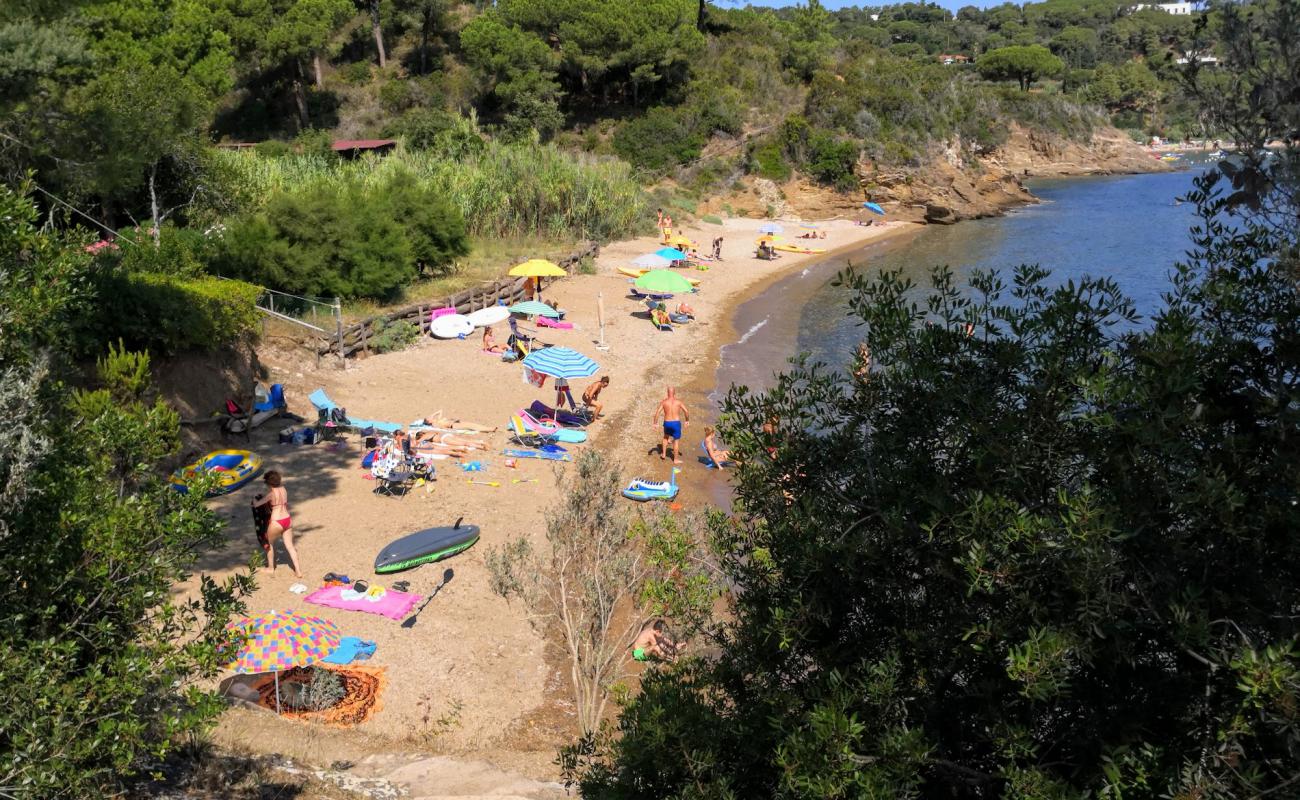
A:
375,518,480,573
622,467,680,502
171,450,263,496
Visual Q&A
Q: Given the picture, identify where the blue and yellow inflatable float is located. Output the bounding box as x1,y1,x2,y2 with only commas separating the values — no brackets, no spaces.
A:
171,450,263,496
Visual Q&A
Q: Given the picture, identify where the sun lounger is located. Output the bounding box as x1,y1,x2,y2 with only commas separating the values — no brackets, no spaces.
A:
308,388,402,435
536,317,573,330
518,410,587,444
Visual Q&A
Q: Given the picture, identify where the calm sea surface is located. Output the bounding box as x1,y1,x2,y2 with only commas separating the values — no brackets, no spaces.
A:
712,161,1209,406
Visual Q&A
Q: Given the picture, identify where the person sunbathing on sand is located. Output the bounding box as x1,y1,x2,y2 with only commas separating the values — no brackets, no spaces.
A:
419,411,496,433
482,326,506,353
414,429,488,451
676,301,696,318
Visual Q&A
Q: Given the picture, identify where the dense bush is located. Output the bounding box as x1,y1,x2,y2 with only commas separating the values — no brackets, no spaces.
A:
212,170,469,300
384,108,485,156
1,184,253,795
84,271,262,355
369,318,421,353
613,107,705,174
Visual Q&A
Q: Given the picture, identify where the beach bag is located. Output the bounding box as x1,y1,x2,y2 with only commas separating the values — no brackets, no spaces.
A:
361,449,378,469
329,407,348,425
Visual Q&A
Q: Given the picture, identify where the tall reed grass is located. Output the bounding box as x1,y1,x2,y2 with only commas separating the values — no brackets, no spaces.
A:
210,142,650,241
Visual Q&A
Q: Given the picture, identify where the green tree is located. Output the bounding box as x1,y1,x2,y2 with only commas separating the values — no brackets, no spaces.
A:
459,11,564,139
1049,25,1098,69
977,44,1063,89
0,182,254,795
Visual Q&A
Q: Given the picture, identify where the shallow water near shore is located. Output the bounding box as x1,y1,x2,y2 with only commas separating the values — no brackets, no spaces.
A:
702,162,1211,506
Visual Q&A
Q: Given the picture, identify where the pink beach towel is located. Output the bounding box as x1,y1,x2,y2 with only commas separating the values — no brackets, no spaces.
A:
305,585,422,621
536,317,573,330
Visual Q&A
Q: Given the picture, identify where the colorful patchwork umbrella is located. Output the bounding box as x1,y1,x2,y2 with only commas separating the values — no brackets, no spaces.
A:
863,201,886,216
508,259,567,277
654,247,687,261
632,253,672,269
759,222,784,234
521,346,600,380
509,300,560,318
225,610,341,713
634,269,694,294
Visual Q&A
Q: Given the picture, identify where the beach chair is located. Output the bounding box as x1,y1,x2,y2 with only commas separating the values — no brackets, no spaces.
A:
508,415,553,449
371,451,414,497
519,410,587,444
308,388,402,435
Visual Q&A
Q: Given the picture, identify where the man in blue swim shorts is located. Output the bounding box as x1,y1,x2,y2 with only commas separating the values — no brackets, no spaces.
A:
652,386,690,464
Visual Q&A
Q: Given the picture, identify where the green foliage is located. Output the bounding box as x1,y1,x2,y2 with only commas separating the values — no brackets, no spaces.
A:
288,667,347,711
209,143,648,241
701,214,723,225
0,191,255,794
978,44,1065,90
214,168,469,300
340,60,372,85
85,271,262,355
749,141,792,182
569,169,1300,797
384,108,485,157
612,107,704,174
369,318,420,352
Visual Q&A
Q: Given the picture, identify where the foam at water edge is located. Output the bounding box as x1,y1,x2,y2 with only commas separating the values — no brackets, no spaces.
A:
735,318,768,346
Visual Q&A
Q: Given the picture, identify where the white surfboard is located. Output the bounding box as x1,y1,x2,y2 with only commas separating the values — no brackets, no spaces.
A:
465,305,511,328
430,314,474,339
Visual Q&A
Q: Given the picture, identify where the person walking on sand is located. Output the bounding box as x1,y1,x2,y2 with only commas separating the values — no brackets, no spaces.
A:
712,236,724,260
652,386,690,464
583,375,610,418
251,470,302,577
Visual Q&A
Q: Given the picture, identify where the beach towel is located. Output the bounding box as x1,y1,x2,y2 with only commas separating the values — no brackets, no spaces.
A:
305,585,423,621
503,447,572,462
322,636,377,665
536,317,574,330
523,367,547,388
308,389,402,435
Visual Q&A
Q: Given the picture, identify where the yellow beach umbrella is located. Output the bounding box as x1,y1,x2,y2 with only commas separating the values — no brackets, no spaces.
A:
508,259,567,278
756,234,783,244
667,235,695,249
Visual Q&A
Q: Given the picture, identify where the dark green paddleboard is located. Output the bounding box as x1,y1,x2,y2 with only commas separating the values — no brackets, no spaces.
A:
374,519,479,574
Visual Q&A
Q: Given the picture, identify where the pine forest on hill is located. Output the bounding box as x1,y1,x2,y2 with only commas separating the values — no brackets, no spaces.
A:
3,0,1226,321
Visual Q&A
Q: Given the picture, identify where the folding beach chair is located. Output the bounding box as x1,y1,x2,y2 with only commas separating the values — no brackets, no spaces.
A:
518,410,587,444
508,416,552,449
371,451,414,497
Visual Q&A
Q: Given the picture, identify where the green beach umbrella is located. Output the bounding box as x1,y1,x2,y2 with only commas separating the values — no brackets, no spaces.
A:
509,300,560,318
634,269,694,294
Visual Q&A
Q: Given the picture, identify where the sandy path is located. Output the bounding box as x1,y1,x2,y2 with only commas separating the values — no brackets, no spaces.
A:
192,215,915,776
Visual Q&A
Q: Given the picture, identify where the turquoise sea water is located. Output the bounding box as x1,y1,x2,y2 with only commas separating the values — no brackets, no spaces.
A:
713,162,1209,402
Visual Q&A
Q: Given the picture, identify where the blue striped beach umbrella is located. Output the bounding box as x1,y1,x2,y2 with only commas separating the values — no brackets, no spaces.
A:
508,300,560,318
654,247,687,261
521,347,600,379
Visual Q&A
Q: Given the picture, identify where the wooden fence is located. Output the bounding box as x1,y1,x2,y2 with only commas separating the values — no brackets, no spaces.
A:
319,241,598,358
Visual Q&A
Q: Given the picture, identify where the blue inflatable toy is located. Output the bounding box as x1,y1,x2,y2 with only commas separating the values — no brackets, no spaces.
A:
622,467,680,502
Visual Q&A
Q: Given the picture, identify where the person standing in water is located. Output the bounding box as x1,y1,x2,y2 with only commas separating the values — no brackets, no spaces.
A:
251,470,302,577
652,386,690,464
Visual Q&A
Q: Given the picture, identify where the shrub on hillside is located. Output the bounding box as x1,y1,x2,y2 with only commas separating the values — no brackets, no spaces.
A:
369,318,420,353
384,108,485,157
82,271,261,355
613,107,704,173
213,171,469,300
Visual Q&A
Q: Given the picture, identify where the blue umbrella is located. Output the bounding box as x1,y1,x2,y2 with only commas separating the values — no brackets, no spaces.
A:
632,253,672,269
522,347,600,379
759,222,784,234
654,247,687,261
509,300,560,318
863,202,886,216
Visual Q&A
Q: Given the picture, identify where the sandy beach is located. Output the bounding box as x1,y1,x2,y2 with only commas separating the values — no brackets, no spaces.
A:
190,215,916,777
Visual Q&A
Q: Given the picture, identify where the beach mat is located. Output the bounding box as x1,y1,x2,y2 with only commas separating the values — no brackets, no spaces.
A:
248,664,386,728
305,585,422,621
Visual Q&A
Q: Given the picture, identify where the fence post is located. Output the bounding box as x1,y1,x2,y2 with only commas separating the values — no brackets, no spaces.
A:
334,297,344,368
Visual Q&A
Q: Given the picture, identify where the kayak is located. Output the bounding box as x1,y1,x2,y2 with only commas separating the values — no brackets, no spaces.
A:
774,244,827,254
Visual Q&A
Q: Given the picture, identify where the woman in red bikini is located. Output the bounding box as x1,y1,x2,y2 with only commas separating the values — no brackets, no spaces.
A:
251,470,302,577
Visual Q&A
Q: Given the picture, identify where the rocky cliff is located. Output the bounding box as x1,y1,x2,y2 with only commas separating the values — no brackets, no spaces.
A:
711,123,1168,224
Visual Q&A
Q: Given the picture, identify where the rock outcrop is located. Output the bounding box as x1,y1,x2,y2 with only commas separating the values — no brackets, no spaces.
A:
711,123,1168,224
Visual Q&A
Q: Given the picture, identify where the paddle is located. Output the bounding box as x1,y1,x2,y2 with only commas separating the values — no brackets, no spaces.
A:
401,567,454,629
